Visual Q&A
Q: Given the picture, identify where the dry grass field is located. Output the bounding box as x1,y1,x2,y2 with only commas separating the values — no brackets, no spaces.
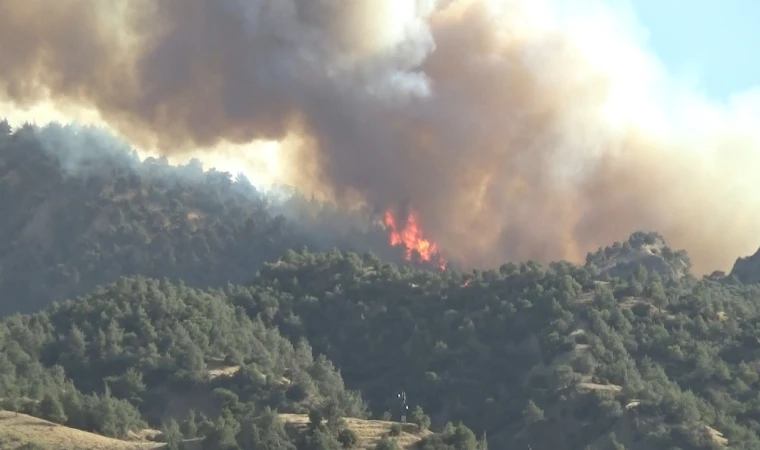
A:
279,413,429,449
0,410,429,449
0,411,163,450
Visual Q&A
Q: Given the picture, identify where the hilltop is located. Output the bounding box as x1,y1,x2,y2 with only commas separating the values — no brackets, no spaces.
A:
731,246,760,284
585,231,691,280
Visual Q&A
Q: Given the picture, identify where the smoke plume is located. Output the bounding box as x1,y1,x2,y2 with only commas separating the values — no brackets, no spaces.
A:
2,0,760,273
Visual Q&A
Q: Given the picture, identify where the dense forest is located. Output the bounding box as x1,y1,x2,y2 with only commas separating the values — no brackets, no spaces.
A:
3,121,760,449
0,121,404,315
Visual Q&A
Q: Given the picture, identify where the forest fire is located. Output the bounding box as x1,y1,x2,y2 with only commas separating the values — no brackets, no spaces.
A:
383,209,447,270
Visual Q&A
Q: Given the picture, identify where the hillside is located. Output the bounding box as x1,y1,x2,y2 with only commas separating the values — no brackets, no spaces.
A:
4,248,760,448
0,411,161,450
5,123,760,449
0,123,400,314
230,248,760,449
280,414,430,449
0,410,428,450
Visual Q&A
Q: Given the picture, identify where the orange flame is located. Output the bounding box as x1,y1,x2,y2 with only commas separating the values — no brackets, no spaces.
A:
384,209,447,270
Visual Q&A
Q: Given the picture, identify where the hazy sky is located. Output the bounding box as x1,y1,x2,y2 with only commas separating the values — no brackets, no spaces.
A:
629,0,760,100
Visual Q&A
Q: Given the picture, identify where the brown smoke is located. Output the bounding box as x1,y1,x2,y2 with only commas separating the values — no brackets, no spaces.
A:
2,0,760,273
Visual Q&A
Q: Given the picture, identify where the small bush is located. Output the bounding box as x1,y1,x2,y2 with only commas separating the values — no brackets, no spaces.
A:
338,428,359,448
375,437,400,450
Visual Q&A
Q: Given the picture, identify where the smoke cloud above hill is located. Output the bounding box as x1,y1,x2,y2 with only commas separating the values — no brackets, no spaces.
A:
2,0,760,273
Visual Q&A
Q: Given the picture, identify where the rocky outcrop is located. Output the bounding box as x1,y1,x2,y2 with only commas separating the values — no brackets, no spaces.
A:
586,231,691,280
730,247,760,284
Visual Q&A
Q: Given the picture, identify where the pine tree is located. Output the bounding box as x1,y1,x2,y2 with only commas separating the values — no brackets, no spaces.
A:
39,393,67,424
162,418,183,450
523,400,545,425
182,410,198,438
409,406,431,431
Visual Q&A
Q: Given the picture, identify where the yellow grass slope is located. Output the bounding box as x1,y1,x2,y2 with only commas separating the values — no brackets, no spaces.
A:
280,413,430,449
0,411,163,450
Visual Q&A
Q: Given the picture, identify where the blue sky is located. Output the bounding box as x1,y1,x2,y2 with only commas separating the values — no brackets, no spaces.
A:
627,0,760,101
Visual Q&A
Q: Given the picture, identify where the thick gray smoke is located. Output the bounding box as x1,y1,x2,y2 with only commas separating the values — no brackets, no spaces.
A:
2,0,760,273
